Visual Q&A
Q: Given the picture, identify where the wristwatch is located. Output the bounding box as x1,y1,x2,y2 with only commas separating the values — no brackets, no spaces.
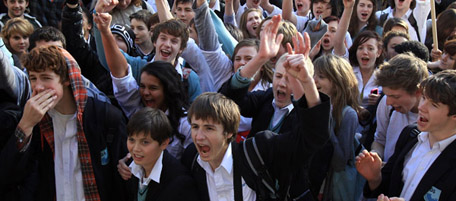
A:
15,127,26,143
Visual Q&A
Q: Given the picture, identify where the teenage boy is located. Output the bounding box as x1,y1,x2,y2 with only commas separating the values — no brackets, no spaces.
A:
4,45,127,201
356,69,456,201
174,0,195,25
129,10,154,60
182,15,330,201
0,0,41,29
371,53,428,162
125,107,200,201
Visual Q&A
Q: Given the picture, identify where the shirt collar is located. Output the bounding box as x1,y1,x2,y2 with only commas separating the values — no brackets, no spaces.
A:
151,56,184,76
271,99,294,113
130,151,164,186
418,132,456,152
197,143,233,175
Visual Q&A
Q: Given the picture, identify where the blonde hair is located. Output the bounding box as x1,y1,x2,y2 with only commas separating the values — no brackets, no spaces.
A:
1,18,34,40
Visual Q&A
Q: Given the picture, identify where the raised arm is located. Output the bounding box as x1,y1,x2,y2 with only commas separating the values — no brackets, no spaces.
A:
94,12,128,78
282,0,297,25
239,14,284,79
260,0,275,14
355,150,383,190
333,0,354,56
156,0,174,22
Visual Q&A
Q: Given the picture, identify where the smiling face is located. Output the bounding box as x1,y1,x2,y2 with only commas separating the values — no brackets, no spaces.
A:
321,20,338,51
175,2,195,25
356,38,381,70
357,0,373,23
4,0,28,18
295,0,311,16
233,46,258,72
272,61,293,108
139,72,166,111
312,0,332,19
440,52,456,70
246,11,262,38
313,71,333,96
386,36,408,60
7,33,29,54
153,32,182,64
131,18,152,46
191,117,232,170
127,132,168,175
383,87,420,114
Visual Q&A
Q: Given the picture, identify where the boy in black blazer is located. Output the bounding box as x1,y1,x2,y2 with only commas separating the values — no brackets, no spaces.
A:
125,107,200,201
356,70,456,201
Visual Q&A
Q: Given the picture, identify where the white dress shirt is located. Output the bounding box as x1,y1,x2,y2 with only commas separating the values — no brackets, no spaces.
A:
49,109,85,201
401,132,456,200
130,151,164,189
198,144,256,201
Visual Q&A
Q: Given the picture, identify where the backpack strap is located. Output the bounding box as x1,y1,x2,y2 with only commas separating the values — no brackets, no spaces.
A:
243,137,279,200
407,14,421,41
233,142,243,201
379,12,388,27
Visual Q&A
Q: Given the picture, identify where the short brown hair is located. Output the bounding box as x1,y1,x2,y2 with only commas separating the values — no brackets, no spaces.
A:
419,70,456,116
375,53,428,94
443,39,456,70
127,107,173,145
151,19,189,51
21,45,69,83
382,30,410,50
188,93,240,142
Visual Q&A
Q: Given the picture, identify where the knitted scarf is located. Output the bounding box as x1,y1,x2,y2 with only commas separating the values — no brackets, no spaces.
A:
39,48,101,201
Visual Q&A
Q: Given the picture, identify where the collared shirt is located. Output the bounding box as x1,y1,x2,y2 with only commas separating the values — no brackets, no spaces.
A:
198,144,256,201
352,67,381,108
130,151,164,190
48,109,84,201
271,100,294,130
401,132,456,200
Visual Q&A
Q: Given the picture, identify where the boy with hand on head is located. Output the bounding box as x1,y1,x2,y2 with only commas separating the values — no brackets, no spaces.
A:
356,69,456,201
182,14,330,201
125,107,200,201
5,45,128,201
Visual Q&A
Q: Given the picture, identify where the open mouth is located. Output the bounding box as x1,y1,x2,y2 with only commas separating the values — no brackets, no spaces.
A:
323,38,330,45
197,144,211,155
361,13,368,18
419,116,429,123
160,49,171,58
360,57,370,64
276,90,287,99
253,0,260,5
297,3,303,9
132,153,144,161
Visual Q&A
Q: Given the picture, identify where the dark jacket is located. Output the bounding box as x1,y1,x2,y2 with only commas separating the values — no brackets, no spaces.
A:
219,79,297,138
61,4,114,100
126,150,201,201
1,97,128,201
182,93,331,201
364,125,456,201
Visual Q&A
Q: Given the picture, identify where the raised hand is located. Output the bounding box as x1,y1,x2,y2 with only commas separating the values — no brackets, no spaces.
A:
95,0,119,13
356,150,383,190
94,12,113,34
284,32,312,83
257,14,284,61
343,0,355,8
18,89,58,136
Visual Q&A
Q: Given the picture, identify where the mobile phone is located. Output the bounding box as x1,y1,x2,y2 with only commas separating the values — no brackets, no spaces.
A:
370,88,379,95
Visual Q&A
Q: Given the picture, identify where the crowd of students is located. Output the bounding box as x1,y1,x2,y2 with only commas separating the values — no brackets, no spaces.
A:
1,0,456,200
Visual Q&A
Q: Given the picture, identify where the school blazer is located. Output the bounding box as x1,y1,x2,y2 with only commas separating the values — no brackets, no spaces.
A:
219,79,297,138
365,126,456,201
182,93,331,201
126,150,201,201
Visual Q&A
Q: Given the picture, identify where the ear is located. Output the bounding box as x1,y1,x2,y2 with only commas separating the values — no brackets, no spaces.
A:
63,80,71,87
377,48,383,58
226,132,233,141
160,138,170,150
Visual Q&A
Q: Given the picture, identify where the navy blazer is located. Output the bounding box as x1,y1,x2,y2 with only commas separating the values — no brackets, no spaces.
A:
182,93,331,201
1,97,128,201
365,125,456,201
126,150,200,201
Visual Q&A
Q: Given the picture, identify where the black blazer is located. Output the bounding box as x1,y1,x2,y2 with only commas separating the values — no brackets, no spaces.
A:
126,150,200,201
1,97,128,201
365,125,456,201
182,93,331,201
219,79,298,138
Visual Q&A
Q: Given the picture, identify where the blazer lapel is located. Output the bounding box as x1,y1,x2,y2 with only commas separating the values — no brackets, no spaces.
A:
410,140,456,201
389,137,418,196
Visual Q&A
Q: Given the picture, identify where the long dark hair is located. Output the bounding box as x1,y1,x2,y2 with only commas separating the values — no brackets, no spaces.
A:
140,61,189,143
348,0,378,39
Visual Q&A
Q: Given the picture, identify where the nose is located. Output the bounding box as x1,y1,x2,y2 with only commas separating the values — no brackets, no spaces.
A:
193,128,206,141
279,76,287,87
32,80,45,95
417,97,427,112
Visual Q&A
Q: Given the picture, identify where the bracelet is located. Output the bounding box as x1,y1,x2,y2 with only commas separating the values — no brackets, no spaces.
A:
15,127,26,143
